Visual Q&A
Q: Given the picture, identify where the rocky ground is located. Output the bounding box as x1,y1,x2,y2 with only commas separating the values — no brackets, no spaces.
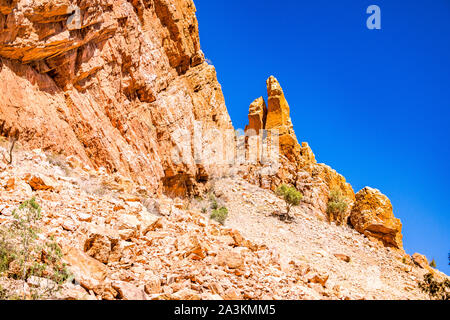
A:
0,146,445,300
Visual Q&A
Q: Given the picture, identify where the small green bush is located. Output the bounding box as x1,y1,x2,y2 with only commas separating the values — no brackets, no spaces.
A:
326,188,349,225
418,273,450,300
210,200,219,210
430,259,437,268
276,184,302,220
0,198,71,299
210,207,228,225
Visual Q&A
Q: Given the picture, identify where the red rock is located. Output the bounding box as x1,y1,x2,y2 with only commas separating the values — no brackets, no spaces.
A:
4,177,14,191
0,0,233,197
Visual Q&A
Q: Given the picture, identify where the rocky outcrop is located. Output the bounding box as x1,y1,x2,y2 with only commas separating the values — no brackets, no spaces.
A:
243,76,354,219
350,187,403,249
265,76,301,160
242,77,406,249
0,0,233,196
412,253,429,269
245,97,267,135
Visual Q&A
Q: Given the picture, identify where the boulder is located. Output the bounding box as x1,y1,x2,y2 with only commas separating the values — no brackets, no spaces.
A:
412,253,429,269
175,234,207,260
62,246,108,291
216,248,244,269
350,187,403,249
84,234,114,264
24,173,57,191
144,275,161,295
112,281,147,300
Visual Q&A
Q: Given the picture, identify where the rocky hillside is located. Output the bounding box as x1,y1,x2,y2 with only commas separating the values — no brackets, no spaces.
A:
0,0,448,300
0,149,440,300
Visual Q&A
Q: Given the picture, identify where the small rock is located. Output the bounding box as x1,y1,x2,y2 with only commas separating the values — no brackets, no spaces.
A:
221,288,241,300
78,213,92,222
25,173,57,191
412,253,429,269
334,254,351,263
112,281,147,300
306,272,329,287
216,248,244,269
4,177,15,191
144,275,161,294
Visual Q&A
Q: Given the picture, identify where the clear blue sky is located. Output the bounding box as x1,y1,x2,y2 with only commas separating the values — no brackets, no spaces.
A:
196,0,450,273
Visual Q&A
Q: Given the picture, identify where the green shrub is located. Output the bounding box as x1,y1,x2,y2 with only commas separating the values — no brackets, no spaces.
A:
210,207,228,225
0,198,71,299
276,184,302,220
418,273,450,300
326,188,349,225
430,259,437,268
207,193,219,210
210,200,218,210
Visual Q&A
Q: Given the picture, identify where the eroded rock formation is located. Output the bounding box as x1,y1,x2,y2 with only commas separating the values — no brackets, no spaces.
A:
243,77,404,249
0,0,233,196
350,187,403,249
243,76,354,219
265,76,301,160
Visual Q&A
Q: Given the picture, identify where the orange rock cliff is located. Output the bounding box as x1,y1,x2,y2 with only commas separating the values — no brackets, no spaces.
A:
0,0,402,250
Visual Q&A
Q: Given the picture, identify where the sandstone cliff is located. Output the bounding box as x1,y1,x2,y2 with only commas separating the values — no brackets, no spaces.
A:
0,0,233,196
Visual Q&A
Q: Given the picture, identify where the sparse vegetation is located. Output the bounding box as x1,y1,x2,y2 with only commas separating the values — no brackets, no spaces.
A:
0,198,71,299
430,259,437,268
208,193,219,210
326,188,349,226
210,207,228,225
276,184,302,221
418,273,450,300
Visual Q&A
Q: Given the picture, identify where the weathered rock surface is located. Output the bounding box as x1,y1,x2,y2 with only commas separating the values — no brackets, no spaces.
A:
0,0,436,301
350,187,403,249
265,76,301,160
0,0,233,196
0,148,444,300
242,76,355,223
245,97,267,135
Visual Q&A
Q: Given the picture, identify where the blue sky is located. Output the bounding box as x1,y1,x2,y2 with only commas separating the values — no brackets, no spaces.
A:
196,0,450,273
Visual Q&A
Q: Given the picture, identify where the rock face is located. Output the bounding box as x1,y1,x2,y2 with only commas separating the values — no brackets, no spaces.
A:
242,78,405,249
350,187,403,249
0,0,233,196
265,76,300,160
243,76,355,220
245,97,267,135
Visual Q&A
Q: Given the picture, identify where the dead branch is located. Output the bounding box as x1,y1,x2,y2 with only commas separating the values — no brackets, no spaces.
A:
7,135,17,165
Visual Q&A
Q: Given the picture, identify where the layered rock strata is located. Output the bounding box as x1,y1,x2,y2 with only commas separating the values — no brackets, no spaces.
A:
0,0,233,196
